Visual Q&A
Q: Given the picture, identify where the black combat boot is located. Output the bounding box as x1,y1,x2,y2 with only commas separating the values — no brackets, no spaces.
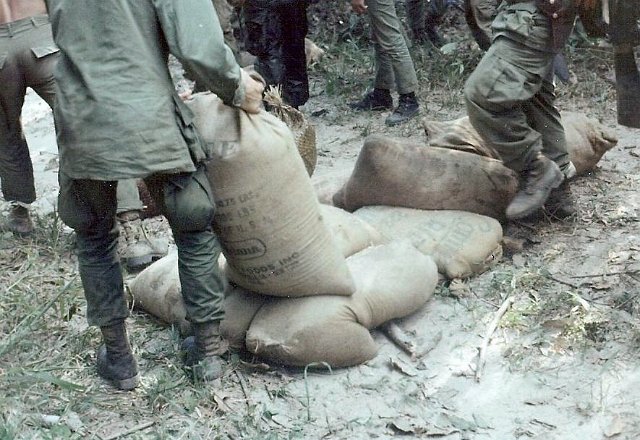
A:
506,153,564,220
385,93,420,126
3,203,34,236
97,322,140,390
544,179,576,219
181,322,228,382
349,88,393,111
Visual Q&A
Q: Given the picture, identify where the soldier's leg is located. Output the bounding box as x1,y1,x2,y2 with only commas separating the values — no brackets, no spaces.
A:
144,167,226,382
525,79,572,175
525,80,576,218
57,173,139,390
0,38,35,205
464,37,563,219
242,2,283,88
277,0,309,108
23,21,59,111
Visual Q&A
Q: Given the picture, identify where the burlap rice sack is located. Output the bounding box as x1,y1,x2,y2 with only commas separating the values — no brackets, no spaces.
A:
422,111,618,175
245,241,438,367
319,204,387,256
333,135,518,220
186,92,354,297
128,251,190,335
219,286,268,350
355,207,503,279
129,203,385,339
311,166,352,206
220,205,385,347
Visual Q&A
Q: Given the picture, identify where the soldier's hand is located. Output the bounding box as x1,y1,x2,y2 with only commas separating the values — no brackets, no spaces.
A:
352,0,367,15
238,68,265,114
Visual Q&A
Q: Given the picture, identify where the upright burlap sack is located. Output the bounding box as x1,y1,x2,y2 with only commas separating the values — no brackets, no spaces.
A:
422,111,618,175
355,207,503,279
186,92,354,297
245,241,439,367
333,135,518,220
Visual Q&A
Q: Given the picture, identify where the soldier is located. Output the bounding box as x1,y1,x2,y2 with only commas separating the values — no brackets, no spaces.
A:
0,0,57,235
0,0,167,270
463,0,593,220
349,0,421,126
242,0,310,109
609,0,640,128
47,0,264,390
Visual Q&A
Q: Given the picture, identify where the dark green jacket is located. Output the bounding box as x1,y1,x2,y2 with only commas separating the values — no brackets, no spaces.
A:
47,0,244,180
494,0,577,52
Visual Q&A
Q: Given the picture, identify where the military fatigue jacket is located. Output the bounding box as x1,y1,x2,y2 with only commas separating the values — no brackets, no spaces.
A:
47,0,243,180
494,0,577,53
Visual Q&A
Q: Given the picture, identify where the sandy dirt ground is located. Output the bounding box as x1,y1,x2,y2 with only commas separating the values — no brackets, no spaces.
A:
7,59,640,439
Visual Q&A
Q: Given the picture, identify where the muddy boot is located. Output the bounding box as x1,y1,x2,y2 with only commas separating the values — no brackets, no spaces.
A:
544,180,576,219
181,322,228,382
349,88,393,111
544,162,577,219
506,154,564,220
2,203,35,236
97,322,140,390
117,211,168,272
385,93,420,126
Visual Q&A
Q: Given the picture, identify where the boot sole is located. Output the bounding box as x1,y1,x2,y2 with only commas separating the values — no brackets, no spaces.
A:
507,165,564,220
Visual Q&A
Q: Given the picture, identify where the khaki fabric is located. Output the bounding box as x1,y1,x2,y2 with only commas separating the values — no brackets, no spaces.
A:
0,16,58,203
367,0,418,94
355,207,503,279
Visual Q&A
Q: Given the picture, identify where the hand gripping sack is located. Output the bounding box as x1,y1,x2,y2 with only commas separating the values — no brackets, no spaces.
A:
186,92,354,297
245,241,438,367
333,134,518,220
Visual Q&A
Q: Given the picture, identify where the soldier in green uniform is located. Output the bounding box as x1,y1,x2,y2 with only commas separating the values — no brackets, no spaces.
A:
46,0,264,390
464,0,581,220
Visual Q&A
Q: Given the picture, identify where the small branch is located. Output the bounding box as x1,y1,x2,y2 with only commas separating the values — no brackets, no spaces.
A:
380,321,417,358
475,296,516,383
235,369,252,409
102,421,155,440
571,269,639,279
543,273,581,289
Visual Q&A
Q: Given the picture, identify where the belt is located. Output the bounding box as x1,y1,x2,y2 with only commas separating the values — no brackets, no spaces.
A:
0,15,50,38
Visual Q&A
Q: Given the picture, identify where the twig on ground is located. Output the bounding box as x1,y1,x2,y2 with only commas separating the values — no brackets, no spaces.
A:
235,369,252,409
102,420,155,440
380,321,417,358
475,295,516,383
571,269,638,278
544,273,581,289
